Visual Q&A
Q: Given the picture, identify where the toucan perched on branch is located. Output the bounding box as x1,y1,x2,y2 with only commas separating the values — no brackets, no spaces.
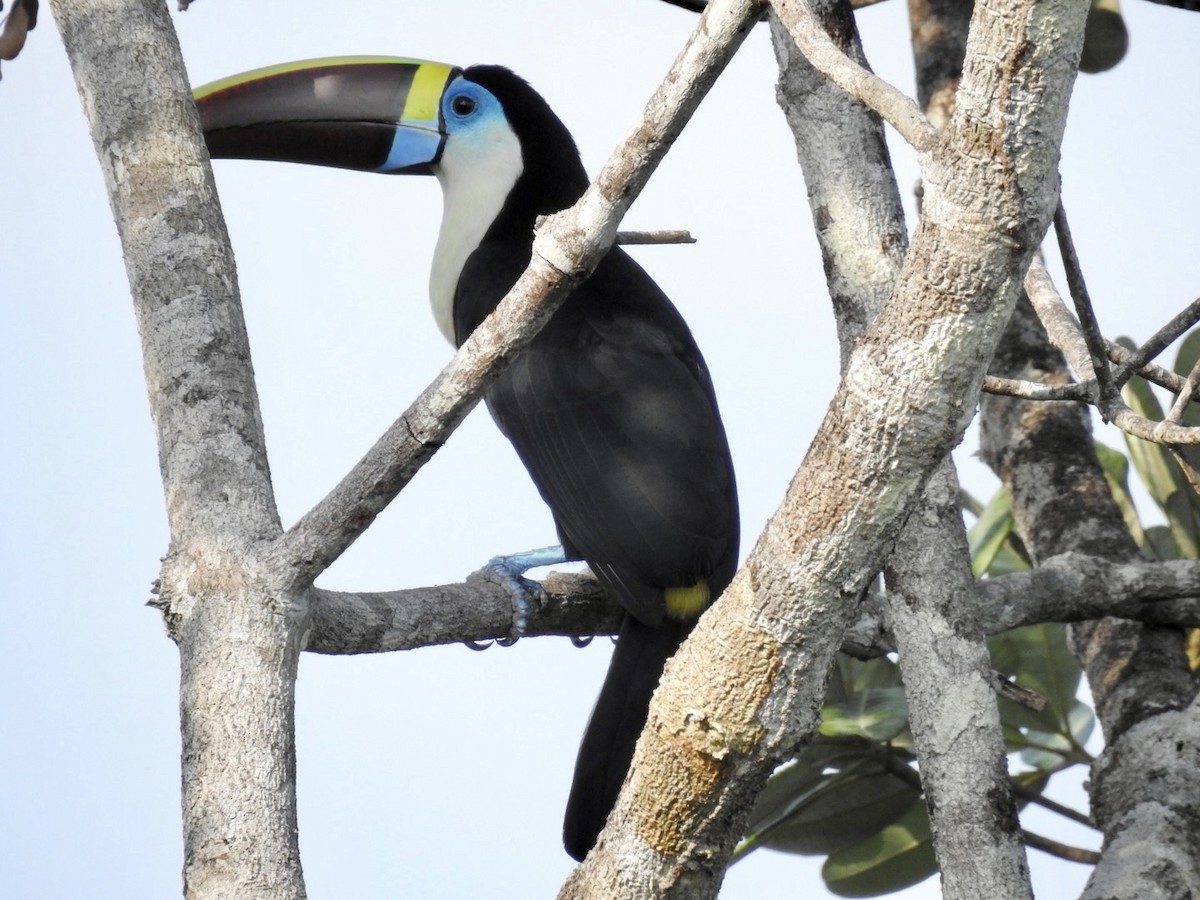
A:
195,57,739,861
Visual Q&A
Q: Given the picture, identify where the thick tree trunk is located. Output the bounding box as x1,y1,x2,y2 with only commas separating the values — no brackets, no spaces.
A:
48,1,305,897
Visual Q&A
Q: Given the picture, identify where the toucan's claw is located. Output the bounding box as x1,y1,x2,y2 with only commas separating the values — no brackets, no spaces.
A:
471,545,567,636
570,635,594,648
465,638,495,651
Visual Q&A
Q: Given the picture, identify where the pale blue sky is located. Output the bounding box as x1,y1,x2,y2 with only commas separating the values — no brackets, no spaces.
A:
3,1,1198,897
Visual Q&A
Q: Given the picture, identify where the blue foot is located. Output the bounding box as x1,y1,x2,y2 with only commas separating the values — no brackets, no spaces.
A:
472,545,570,639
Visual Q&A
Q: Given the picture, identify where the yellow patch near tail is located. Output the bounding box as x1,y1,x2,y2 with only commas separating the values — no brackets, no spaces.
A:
664,582,710,620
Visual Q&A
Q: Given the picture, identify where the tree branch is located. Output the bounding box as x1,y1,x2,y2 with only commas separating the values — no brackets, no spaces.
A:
1053,201,1118,411
1025,254,1200,444
768,0,937,152
981,374,1091,401
563,0,1089,893
1021,831,1101,865
269,0,767,592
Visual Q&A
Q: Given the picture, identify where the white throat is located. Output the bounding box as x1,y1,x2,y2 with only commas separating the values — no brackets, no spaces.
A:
429,124,524,345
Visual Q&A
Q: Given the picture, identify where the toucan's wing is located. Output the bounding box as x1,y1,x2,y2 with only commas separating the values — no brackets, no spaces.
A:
457,245,738,625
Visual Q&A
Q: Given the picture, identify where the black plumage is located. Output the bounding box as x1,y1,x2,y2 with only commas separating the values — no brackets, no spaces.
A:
453,67,739,860
195,59,739,862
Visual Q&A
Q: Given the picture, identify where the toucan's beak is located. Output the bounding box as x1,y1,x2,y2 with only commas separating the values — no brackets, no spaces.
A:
194,57,460,174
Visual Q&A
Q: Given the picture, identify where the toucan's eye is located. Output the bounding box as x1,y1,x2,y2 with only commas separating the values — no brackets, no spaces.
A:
451,94,477,116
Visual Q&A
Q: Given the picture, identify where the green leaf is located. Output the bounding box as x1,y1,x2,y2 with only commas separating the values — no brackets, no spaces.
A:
1093,441,1146,547
968,490,1033,577
822,688,910,743
752,764,921,857
822,801,937,897
821,657,909,743
990,624,1086,750
968,490,1013,577
1121,373,1200,556
1142,524,1180,562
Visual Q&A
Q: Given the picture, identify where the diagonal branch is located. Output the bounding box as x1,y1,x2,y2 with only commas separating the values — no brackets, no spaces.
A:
1053,201,1118,410
1025,254,1200,444
768,0,938,152
269,0,767,591
562,0,1089,894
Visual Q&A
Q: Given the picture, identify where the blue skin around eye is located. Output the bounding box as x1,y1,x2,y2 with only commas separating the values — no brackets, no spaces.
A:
440,77,507,137
376,77,506,172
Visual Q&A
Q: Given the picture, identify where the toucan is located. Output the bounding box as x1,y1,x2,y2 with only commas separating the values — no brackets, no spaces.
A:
194,57,740,861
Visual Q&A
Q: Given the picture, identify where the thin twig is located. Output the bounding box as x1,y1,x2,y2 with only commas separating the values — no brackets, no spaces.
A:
1053,201,1116,412
1107,341,1190,395
981,375,1091,401
1021,830,1101,865
1009,779,1095,829
1165,358,1200,424
1026,254,1200,443
1111,295,1200,389
615,229,697,245
1168,447,1200,497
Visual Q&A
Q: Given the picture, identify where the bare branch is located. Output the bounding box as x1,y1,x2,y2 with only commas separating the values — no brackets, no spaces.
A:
306,573,619,655
1022,831,1101,865
1053,202,1118,409
615,229,697,244
1107,340,1192,396
1026,254,1200,444
768,0,938,152
977,552,1200,633
270,0,766,591
1111,295,1200,389
1163,360,1200,425
298,549,1200,660
982,375,1091,401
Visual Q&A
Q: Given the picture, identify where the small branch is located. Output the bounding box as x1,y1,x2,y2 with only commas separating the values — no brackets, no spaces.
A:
1021,830,1101,865
270,0,766,590
301,551,1200,659
991,671,1047,712
768,0,938,153
1106,341,1191,396
615,229,697,245
306,573,619,654
1111,295,1200,389
1009,779,1095,829
1026,254,1200,444
1053,202,1116,412
1165,357,1200,425
982,375,1090,401
978,552,1200,632
1025,253,1096,381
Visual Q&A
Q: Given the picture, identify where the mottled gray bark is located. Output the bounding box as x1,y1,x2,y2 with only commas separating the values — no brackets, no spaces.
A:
51,0,764,896
770,1,1031,896
48,1,302,897
562,0,1088,895
982,296,1200,898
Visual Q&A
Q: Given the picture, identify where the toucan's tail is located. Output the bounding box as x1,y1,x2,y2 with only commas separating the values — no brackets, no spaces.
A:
563,614,692,861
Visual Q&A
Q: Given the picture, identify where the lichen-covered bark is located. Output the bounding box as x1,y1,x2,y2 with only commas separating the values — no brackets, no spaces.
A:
49,1,303,897
772,1,1031,895
562,0,1088,895
981,296,1200,898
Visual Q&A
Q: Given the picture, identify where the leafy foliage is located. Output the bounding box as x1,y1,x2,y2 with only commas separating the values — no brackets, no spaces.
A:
737,329,1200,894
